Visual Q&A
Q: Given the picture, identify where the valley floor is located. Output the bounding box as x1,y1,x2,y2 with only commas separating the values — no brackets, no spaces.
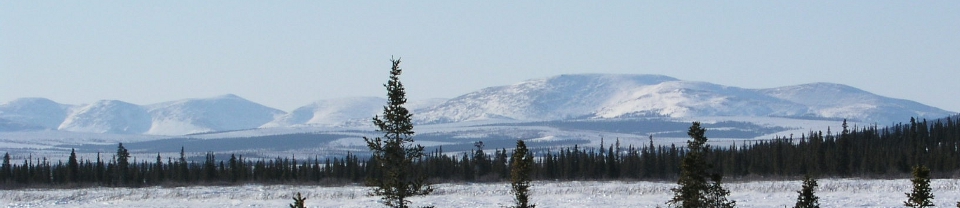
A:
2,178,959,207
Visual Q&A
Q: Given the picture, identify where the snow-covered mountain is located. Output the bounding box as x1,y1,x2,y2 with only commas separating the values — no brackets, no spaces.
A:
2,74,955,135
262,97,448,128
0,97,73,129
0,94,445,135
146,94,285,135
417,74,682,122
58,100,152,134
759,83,952,124
1,95,285,135
416,74,954,124
261,97,386,128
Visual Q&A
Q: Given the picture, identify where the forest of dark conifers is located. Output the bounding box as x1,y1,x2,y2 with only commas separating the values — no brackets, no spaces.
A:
1,115,958,188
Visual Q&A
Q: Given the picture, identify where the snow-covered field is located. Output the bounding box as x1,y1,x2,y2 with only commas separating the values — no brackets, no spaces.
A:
2,178,958,207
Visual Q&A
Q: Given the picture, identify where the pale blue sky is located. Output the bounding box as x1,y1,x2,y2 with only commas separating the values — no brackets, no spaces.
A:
2,1,958,112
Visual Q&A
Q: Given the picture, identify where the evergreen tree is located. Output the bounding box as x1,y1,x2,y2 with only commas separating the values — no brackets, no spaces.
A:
178,147,188,182
904,165,934,208
67,148,79,183
705,174,735,208
203,152,217,181
473,141,491,179
1,152,9,182
228,154,239,182
668,122,730,208
290,192,306,208
794,175,819,208
95,152,104,185
461,154,474,181
115,143,130,186
364,58,432,208
154,153,164,183
510,140,535,208
493,149,509,179
668,122,710,207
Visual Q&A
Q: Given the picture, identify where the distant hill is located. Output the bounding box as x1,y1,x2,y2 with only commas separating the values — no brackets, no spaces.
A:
0,97,72,129
1,74,954,135
416,74,954,124
145,94,286,135
58,100,151,134
260,97,386,128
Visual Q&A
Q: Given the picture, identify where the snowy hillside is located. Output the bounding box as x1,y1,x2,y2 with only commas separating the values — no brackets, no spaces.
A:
591,81,809,118
1,95,285,135
760,83,955,124
0,97,73,129
262,97,447,128
146,94,285,135
262,97,386,128
416,74,684,123
417,74,954,124
0,95,446,135
58,100,152,134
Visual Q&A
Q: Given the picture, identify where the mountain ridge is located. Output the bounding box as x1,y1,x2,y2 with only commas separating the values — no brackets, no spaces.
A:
1,74,954,135
416,74,954,124
145,94,286,135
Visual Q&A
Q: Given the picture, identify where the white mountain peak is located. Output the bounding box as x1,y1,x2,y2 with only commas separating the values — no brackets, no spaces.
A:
145,94,285,135
58,100,151,134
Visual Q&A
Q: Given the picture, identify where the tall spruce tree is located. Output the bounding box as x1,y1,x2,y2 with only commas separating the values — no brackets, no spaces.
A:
1,152,10,182
116,143,130,186
668,122,733,208
178,146,188,182
473,141,491,179
364,58,432,208
904,165,934,208
794,175,820,208
68,148,79,183
154,153,164,183
510,140,535,208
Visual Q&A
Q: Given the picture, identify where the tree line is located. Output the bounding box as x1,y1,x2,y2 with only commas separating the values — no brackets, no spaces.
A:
1,116,958,188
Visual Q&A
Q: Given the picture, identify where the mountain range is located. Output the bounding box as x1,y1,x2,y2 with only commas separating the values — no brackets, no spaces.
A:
1,74,954,135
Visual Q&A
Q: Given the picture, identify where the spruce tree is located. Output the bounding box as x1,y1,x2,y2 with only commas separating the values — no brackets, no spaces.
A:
510,140,535,208
364,58,432,208
95,152,104,185
289,192,306,208
228,154,239,182
68,148,79,183
1,152,9,182
473,141,491,179
705,174,735,208
668,122,733,208
461,154,474,181
178,147,188,182
154,153,164,183
116,143,130,186
794,175,820,208
203,152,217,181
904,165,934,208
